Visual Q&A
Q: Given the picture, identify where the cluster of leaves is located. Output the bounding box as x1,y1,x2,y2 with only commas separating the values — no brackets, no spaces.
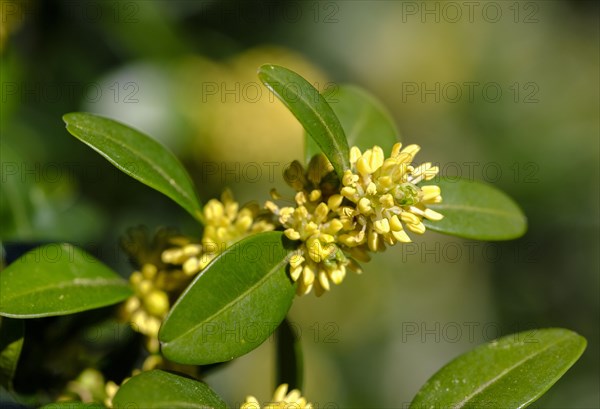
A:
0,66,586,408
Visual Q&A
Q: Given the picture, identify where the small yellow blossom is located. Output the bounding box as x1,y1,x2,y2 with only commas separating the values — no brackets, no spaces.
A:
266,157,355,296
267,192,348,296
162,189,275,275
104,380,119,408
341,143,443,251
241,384,312,409
119,228,193,349
120,191,275,343
122,263,170,342
267,146,442,296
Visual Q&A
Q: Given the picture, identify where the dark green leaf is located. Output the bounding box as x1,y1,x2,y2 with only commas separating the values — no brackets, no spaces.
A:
275,318,304,391
258,64,349,178
63,113,203,222
423,177,527,240
159,232,296,365
0,317,23,389
0,244,132,318
410,328,587,409
113,370,227,409
306,85,399,163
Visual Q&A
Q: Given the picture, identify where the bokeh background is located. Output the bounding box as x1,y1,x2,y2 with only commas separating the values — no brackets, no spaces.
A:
1,1,598,407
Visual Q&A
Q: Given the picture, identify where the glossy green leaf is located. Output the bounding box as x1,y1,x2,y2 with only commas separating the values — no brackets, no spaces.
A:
41,402,105,409
410,328,587,409
0,317,23,389
63,113,203,222
275,318,304,391
113,370,227,409
159,232,296,365
0,244,132,318
423,177,527,240
306,85,399,163
258,64,349,178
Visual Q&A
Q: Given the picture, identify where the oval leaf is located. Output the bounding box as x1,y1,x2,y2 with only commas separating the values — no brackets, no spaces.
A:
410,328,587,409
0,317,23,389
423,177,527,240
0,244,132,318
159,232,296,365
63,113,203,222
113,370,227,409
258,64,349,178
306,85,399,163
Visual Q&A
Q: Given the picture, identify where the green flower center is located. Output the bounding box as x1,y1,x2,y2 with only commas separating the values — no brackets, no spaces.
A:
394,183,420,206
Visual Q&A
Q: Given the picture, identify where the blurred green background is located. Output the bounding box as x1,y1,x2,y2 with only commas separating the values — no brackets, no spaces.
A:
1,1,598,407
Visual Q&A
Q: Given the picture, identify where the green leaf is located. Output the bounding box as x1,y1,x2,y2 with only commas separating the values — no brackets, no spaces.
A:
113,370,227,409
258,64,349,178
0,317,23,390
410,328,587,409
0,243,132,318
63,113,203,223
306,85,399,163
275,318,304,391
40,402,105,409
423,177,527,240
159,232,296,365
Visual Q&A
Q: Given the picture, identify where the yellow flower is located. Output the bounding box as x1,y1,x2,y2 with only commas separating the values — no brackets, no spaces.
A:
241,384,312,409
341,143,443,251
162,189,275,275
267,191,348,296
121,191,276,341
267,145,442,295
119,228,194,349
121,263,170,342
266,156,357,296
104,380,119,408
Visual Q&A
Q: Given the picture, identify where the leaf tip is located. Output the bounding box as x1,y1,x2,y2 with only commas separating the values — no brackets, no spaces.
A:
62,112,78,125
258,63,278,71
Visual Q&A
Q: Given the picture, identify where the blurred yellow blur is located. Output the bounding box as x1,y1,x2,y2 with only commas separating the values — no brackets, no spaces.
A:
176,46,328,164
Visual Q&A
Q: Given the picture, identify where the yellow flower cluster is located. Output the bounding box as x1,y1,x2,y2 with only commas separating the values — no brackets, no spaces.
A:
266,144,443,296
121,263,171,347
162,189,274,275
120,191,274,347
266,155,357,296
241,384,312,409
341,143,443,252
119,228,193,349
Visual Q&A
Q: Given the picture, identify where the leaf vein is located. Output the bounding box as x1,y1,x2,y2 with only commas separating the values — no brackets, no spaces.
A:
71,123,195,206
455,334,573,407
163,255,290,344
